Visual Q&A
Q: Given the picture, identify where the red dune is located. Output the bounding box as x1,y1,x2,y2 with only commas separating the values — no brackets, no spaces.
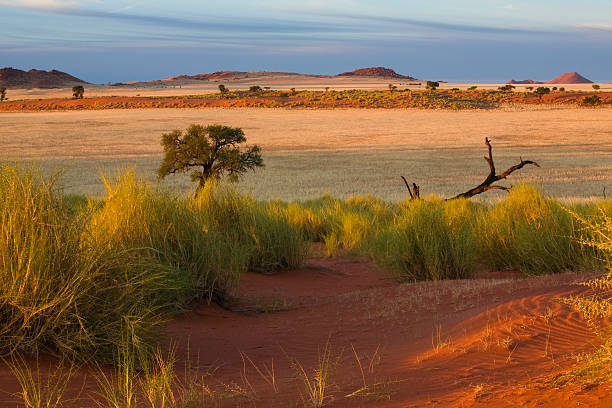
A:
546,72,593,84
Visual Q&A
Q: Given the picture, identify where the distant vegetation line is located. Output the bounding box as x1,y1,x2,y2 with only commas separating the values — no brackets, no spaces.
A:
0,88,610,111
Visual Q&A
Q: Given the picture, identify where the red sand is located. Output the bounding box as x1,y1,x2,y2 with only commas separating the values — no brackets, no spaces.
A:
0,256,610,407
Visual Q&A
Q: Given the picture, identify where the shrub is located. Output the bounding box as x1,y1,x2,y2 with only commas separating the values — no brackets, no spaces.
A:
0,87,6,101
593,84,601,90
583,95,602,105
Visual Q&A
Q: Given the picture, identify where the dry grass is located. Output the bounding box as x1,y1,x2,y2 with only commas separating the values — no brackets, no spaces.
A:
1,108,609,200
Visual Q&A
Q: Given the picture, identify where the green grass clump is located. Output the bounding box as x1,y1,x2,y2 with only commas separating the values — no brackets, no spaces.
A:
193,181,308,272
89,172,249,308
477,184,600,275
0,165,162,359
368,197,479,281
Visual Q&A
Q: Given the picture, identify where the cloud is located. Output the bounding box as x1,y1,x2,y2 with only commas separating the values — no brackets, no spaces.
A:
576,23,612,31
307,11,555,36
504,4,513,9
0,0,78,10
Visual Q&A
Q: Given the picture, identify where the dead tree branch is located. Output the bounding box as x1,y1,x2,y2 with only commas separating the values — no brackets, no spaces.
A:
449,137,540,200
401,176,420,200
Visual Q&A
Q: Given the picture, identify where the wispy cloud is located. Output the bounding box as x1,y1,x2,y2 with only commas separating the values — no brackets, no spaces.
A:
306,11,556,35
576,23,612,31
0,0,78,11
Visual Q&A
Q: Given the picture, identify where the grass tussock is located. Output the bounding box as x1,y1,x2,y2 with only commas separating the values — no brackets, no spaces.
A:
369,197,479,281
558,206,612,383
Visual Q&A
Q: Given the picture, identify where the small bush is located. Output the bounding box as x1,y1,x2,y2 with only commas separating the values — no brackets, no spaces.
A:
583,95,602,105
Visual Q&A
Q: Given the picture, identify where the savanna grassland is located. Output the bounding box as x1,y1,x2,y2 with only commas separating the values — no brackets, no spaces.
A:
1,107,610,200
0,91,611,407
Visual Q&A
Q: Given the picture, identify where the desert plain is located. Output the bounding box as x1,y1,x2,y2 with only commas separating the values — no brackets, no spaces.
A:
0,80,611,408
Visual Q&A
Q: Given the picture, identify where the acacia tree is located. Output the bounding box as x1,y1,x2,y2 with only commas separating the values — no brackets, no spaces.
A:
426,81,439,90
533,87,550,100
72,85,84,99
157,124,263,189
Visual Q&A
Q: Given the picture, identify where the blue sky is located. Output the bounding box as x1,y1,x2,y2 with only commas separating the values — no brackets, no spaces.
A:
1,0,611,83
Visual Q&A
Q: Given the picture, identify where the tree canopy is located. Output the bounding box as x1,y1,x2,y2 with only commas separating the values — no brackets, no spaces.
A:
72,86,84,99
157,124,263,189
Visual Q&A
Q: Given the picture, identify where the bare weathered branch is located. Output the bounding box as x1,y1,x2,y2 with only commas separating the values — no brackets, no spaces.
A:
401,176,414,199
449,137,539,200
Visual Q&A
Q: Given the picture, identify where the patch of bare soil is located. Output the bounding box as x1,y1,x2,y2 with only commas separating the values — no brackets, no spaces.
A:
0,256,610,407
163,257,610,407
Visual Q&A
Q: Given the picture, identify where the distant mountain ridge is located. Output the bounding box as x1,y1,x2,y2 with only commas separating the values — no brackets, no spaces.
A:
160,67,416,83
0,67,88,89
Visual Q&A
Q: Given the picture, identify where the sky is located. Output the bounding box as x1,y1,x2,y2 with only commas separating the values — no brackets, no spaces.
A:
1,0,611,83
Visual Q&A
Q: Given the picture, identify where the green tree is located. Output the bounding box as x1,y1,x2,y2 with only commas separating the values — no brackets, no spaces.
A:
426,81,439,90
72,85,84,99
218,84,228,94
388,84,397,93
249,85,262,93
0,87,6,101
157,124,264,189
533,87,550,100
593,84,601,90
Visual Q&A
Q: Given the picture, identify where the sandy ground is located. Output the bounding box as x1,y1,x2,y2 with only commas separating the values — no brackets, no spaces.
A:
1,108,610,200
0,253,609,407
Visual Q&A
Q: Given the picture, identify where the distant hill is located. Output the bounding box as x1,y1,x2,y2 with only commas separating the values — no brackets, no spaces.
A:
546,72,593,84
0,67,89,89
506,79,543,85
337,67,416,79
158,67,417,84
164,71,249,81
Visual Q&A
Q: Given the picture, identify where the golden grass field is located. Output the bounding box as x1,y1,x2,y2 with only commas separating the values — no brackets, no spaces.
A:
1,107,610,200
